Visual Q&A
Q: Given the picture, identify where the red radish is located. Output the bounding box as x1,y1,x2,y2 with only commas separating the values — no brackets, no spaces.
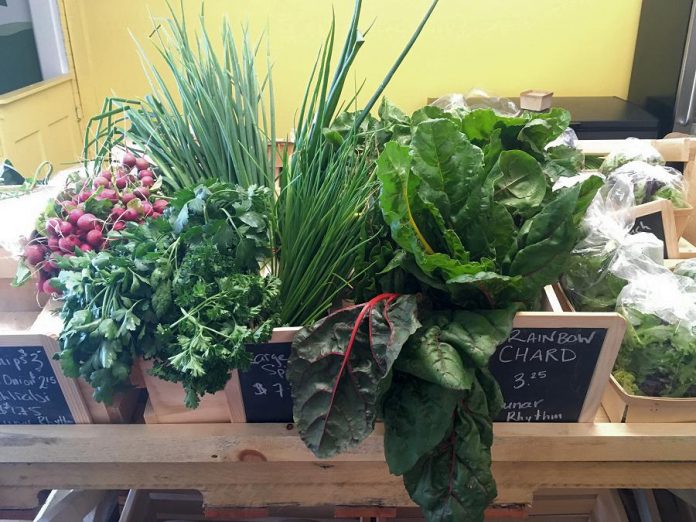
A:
58,236,80,253
141,201,153,216
47,237,59,251
110,206,125,219
68,208,85,225
46,218,61,236
86,229,104,247
122,152,137,168
59,221,74,236
93,176,110,189
153,199,168,213
77,213,99,231
100,170,112,181
24,244,45,265
112,221,126,231
122,209,138,221
121,193,136,205
151,212,162,219
138,168,154,180
115,177,128,189
78,190,93,203
140,176,154,188
62,201,77,212
79,243,94,252
45,258,59,272
42,279,58,295
133,187,150,200
97,189,118,201
135,158,150,171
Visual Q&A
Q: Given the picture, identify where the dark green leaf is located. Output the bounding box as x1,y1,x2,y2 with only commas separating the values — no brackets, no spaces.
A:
383,374,460,475
289,294,420,458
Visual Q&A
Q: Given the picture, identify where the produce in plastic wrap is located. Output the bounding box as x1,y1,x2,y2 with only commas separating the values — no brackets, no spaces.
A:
615,272,696,397
561,174,667,311
600,137,665,174
608,160,688,208
674,259,696,281
430,88,520,116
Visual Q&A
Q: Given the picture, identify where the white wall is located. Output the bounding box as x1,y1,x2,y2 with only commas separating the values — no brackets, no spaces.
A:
0,0,32,26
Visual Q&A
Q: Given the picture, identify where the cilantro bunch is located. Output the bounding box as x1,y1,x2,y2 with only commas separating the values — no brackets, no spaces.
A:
54,182,280,407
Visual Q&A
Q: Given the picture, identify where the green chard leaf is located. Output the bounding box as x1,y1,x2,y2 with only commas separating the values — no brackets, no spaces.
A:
288,294,421,458
383,374,461,475
403,378,499,522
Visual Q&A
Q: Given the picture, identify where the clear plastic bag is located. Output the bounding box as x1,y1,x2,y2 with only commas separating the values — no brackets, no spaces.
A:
607,160,688,208
430,89,520,116
600,137,665,174
546,127,578,150
674,258,696,281
561,175,668,311
615,271,696,397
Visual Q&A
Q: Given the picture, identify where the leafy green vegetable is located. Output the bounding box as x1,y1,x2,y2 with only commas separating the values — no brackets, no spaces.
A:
54,181,280,406
289,294,420,457
615,305,696,398
289,105,599,522
275,0,440,326
600,138,664,174
561,252,628,312
54,226,172,403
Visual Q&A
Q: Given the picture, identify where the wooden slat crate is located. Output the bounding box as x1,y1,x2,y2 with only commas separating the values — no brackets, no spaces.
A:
578,136,696,251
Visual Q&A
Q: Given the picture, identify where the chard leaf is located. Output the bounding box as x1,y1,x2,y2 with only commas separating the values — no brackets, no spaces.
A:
395,323,472,391
443,308,516,367
411,118,484,217
508,184,582,296
404,379,498,522
383,374,461,475
288,294,420,458
490,150,546,211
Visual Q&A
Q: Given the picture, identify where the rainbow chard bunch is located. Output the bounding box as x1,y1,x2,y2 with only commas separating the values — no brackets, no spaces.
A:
288,107,601,522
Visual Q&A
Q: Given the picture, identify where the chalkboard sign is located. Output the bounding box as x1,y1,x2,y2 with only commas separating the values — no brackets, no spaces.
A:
239,342,293,423
489,313,625,423
630,211,667,258
0,345,75,425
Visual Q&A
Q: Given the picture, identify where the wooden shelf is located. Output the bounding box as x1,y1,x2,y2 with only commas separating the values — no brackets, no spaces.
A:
1,421,696,510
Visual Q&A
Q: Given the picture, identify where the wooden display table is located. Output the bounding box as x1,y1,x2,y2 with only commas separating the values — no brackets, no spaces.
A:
1,420,696,512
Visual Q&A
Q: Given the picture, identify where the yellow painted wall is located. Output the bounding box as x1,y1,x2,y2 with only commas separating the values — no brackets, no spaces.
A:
64,0,642,136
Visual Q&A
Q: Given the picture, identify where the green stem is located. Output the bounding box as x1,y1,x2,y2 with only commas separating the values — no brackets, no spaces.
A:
356,0,439,128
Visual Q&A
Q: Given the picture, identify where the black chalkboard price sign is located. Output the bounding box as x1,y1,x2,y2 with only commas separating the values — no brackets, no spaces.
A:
239,341,294,423
489,314,625,423
628,199,678,259
0,343,75,425
630,211,667,258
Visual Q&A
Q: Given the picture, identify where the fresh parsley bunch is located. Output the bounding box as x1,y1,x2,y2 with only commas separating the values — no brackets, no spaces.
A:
54,182,280,407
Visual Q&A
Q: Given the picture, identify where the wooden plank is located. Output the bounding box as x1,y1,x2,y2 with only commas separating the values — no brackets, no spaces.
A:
4,423,696,464
0,462,695,509
577,138,695,162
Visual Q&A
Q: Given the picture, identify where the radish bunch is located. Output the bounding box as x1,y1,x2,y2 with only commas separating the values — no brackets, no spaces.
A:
23,154,169,295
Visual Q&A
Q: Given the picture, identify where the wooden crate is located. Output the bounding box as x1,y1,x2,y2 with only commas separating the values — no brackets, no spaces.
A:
578,137,696,250
558,277,696,423
602,374,696,423
142,289,624,425
0,274,138,425
142,328,301,424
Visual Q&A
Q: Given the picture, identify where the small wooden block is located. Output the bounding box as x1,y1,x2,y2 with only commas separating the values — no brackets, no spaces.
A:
520,90,553,112
203,506,269,519
334,506,397,518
